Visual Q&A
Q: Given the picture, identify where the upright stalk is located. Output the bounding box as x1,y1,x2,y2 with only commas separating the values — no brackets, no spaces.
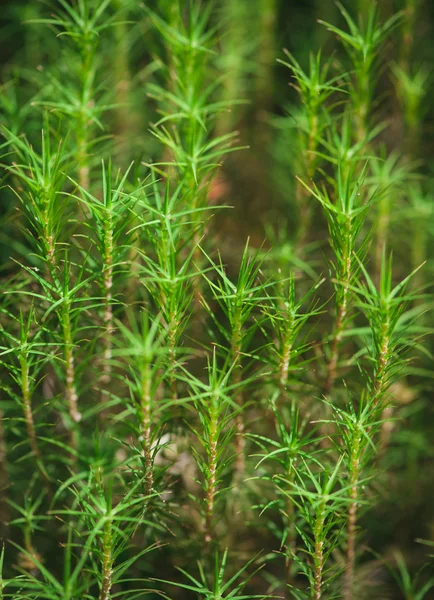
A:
62,301,80,456
373,318,390,403
19,354,51,494
101,216,114,388
168,315,178,403
232,306,245,476
343,430,361,600
204,395,218,546
20,356,40,464
325,217,352,395
344,321,390,600
284,466,296,582
313,500,326,600
279,316,295,394
139,360,153,497
99,515,113,600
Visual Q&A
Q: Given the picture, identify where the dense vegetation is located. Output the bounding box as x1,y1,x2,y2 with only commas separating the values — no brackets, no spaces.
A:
0,1,433,598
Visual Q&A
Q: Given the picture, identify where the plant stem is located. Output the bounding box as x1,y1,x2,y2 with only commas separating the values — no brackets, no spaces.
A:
77,120,90,192
20,355,51,493
42,226,57,273
140,362,153,497
324,218,352,395
343,430,361,600
373,317,390,404
99,516,113,600
20,356,40,463
373,316,393,460
62,301,80,455
204,395,218,545
279,305,295,394
324,288,348,395
296,112,319,249
23,524,37,563
284,466,296,584
313,500,326,600
168,318,178,402
232,306,244,477
279,337,293,394
41,183,57,273
101,217,114,388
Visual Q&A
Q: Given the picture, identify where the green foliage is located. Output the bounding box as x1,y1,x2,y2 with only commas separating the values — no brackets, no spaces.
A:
0,2,432,600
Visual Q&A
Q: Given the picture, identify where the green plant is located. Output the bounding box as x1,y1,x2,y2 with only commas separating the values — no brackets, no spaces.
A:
0,2,432,600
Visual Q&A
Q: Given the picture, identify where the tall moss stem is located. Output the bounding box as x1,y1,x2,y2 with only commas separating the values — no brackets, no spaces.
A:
313,500,326,600
139,362,153,497
99,516,113,600
343,431,361,600
204,394,218,546
62,301,80,457
325,218,352,394
101,216,114,388
232,306,244,476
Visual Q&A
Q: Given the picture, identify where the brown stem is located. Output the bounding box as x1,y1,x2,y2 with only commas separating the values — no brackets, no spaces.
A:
232,313,244,477
63,306,81,459
168,322,178,402
21,359,40,462
78,130,90,192
234,410,245,476
343,434,361,600
313,502,326,600
44,231,57,273
99,517,113,600
284,466,296,584
373,318,390,406
279,337,293,392
324,220,352,396
140,365,153,497
373,321,392,461
101,224,114,389
65,342,81,425
21,357,51,494
204,412,218,545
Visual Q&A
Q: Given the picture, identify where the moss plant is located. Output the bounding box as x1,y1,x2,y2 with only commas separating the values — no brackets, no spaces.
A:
0,2,432,600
